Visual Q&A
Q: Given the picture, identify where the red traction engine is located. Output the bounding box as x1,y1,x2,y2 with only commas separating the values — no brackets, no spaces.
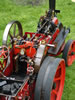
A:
0,0,75,100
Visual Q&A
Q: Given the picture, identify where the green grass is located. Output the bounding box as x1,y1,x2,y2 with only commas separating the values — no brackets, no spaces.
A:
0,0,75,100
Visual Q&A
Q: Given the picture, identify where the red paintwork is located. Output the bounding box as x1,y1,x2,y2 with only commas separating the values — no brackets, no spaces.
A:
4,50,14,76
67,40,75,66
51,60,65,100
14,41,36,58
49,28,60,44
0,28,64,100
52,17,58,26
0,49,13,76
25,28,60,48
0,48,8,58
0,62,3,72
0,17,71,100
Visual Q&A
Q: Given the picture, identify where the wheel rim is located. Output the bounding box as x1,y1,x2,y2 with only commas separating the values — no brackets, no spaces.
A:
50,60,65,100
2,21,23,48
67,41,75,66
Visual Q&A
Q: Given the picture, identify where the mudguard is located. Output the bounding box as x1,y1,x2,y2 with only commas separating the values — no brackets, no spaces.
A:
48,27,70,54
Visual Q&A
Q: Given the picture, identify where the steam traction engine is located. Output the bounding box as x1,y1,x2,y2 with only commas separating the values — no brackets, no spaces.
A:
0,0,75,100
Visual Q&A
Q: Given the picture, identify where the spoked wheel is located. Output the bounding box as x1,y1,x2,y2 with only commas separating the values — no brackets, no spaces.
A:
50,59,65,100
0,46,9,60
34,57,65,100
2,21,23,48
0,46,9,73
62,39,75,66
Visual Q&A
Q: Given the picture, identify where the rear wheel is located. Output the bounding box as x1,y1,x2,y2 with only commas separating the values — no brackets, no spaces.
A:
62,39,75,66
34,57,65,100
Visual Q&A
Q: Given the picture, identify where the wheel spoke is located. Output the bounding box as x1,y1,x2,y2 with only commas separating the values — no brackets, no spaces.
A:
67,42,75,65
51,90,57,95
9,33,13,39
13,24,16,37
9,30,13,39
68,55,75,65
54,77,61,82
3,53,7,58
4,50,8,53
70,55,75,62
0,55,2,58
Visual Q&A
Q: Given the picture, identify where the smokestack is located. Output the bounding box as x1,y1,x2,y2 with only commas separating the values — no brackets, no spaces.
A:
49,0,56,11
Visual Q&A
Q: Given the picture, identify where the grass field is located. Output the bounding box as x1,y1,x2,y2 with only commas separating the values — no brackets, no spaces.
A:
0,0,75,100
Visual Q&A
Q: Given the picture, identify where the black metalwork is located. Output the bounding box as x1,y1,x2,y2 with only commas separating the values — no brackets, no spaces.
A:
49,0,56,11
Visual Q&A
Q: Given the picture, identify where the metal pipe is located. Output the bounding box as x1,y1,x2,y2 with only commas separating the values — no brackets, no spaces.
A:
46,44,55,47
49,0,56,11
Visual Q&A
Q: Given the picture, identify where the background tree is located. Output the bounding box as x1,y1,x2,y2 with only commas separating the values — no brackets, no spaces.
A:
13,0,46,5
